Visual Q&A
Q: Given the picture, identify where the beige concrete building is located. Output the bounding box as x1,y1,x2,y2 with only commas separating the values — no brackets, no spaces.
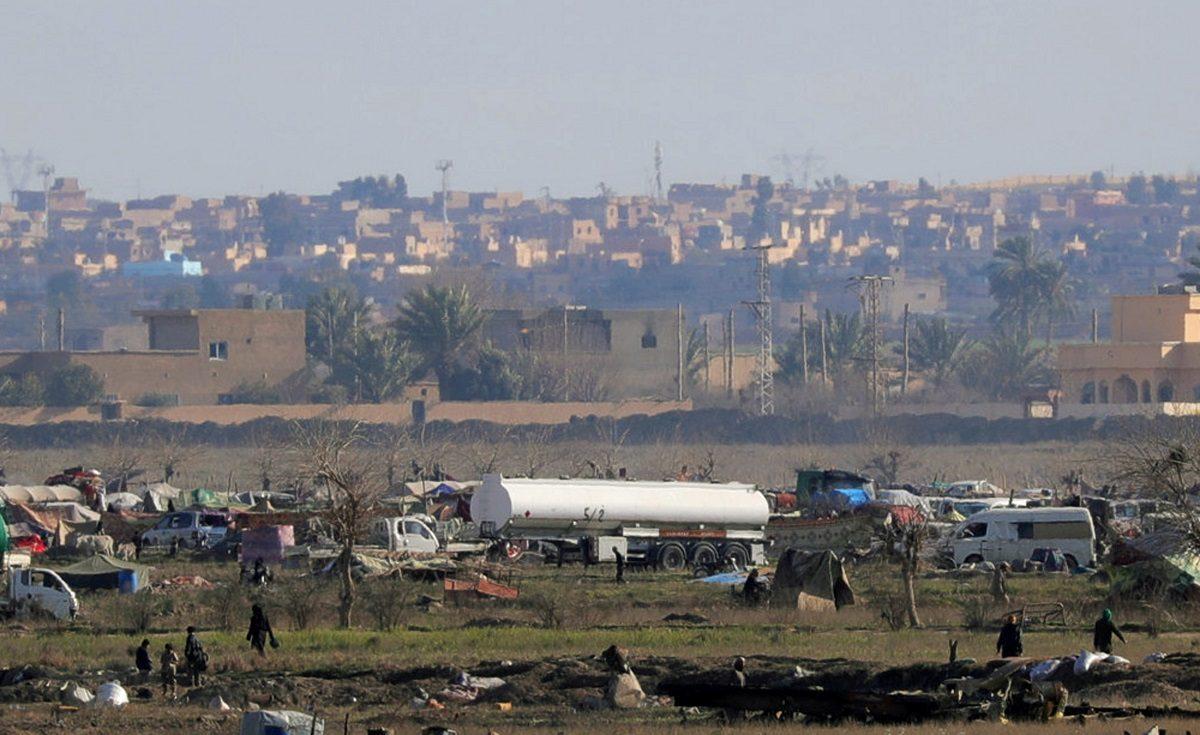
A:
0,307,306,405
1059,290,1200,407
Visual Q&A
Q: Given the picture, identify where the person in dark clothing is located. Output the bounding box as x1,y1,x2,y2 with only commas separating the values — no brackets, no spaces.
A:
135,639,153,684
247,604,274,657
742,568,764,604
251,558,271,586
1093,608,1125,654
996,614,1023,658
184,626,207,687
614,549,626,583
731,657,747,687
134,535,143,561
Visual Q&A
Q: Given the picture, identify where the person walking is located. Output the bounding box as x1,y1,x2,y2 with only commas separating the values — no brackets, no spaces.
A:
135,639,153,684
1093,608,1126,654
184,626,207,687
996,614,1023,658
160,643,180,700
614,549,626,584
247,604,275,657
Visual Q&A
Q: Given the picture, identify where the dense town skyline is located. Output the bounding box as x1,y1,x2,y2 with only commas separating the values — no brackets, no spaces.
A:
5,2,1200,200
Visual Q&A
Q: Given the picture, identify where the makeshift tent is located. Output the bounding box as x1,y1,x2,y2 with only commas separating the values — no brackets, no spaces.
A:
57,555,152,593
401,480,468,497
104,492,143,512
0,486,83,504
240,710,324,735
240,525,294,564
877,489,930,513
772,548,855,610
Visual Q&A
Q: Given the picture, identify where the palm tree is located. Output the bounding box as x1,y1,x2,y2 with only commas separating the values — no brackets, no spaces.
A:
823,310,865,372
306,287,372,363
900,317,970,387
331,329,418,403
988,237,1049,339
392,284,487,386
1040,260,1075,343
967,331,1052,401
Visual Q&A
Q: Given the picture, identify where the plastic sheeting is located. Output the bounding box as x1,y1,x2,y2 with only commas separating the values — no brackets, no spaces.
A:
92,681,129,708
239,710,324,735
0,486,83,504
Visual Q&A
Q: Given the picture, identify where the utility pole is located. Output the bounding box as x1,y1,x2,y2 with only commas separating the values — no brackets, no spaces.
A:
850,275,893,418
901,303,910,395
742,243,775,415
799,304,809,385
724,308,734,399
675,303,684,402
702,321,710,394
819,314,828,385
1091,308,1099,343
56,308,65,351
37,313,45,351
435,160,453,224
562,306,569,402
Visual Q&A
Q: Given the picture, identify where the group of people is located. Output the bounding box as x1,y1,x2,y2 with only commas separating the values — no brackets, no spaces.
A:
132,604,277,700
134,627,207,700
996,608,1126,658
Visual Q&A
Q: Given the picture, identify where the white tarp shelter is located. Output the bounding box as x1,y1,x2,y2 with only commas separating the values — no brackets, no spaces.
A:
239,710,324,735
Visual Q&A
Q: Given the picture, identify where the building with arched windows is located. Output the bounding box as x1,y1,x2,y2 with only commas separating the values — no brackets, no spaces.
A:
1059,287,1200,415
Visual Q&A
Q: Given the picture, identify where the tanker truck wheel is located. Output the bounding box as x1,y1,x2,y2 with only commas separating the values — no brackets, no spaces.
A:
721,543,750,569
655,543,687,572
690,542,719,568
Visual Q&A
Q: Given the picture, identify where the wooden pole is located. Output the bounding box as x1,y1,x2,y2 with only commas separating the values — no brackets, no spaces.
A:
702,321,710,394
902,303,910,395
1091,308,1099,343
676,303,684,402
819,314,829,385
799,304,809,385
726,308,735,398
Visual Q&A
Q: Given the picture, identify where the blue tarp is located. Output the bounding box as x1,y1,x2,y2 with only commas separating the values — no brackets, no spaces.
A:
812,488,871,509
693,571,750,585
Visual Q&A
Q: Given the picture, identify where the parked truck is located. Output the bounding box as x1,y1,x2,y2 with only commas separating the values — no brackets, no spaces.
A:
1,561,79,621
368,515,488,557
470,474,770,570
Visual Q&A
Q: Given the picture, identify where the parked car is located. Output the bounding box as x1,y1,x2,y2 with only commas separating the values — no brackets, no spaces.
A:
141,511,232,549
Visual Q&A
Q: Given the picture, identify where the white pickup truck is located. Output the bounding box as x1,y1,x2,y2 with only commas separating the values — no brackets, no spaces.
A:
368,516,487,557
1,561,79,621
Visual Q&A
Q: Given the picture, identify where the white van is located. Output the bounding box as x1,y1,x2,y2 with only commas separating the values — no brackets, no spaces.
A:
949,507,1095,568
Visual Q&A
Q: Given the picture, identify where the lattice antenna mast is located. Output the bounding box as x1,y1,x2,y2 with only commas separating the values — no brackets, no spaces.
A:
38,163,55,243
743,242,775,415
435,159,453,224
653,141,664,202
850,274,893,418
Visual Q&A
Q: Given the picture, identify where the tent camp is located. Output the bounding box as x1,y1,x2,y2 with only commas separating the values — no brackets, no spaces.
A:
57,555,152,593
0,486,83,504
772,548,855,610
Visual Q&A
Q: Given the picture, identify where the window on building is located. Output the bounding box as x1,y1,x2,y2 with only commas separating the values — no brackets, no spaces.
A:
1081,382,1095,404
1141,380,1152,403
1158,380,1175,403
208,341,228,360
1098,381,1109,404
641,332,657,349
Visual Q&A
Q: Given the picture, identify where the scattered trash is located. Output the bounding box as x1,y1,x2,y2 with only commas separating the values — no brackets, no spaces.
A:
209,695,232,711
1144,652,1168,663
1073,650,1104,674
150,575,215,591
92,681,129,708
239,710,324,735
1027,659,1061,681
59,682,93,706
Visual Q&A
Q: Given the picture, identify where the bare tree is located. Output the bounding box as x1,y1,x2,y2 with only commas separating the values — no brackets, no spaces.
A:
576,420,630,479
877,513,928,628
1107,420,1200,553
98,432,145,491
460,426,506,477
296,421,386,628
149,426,203,485
511,425,560,478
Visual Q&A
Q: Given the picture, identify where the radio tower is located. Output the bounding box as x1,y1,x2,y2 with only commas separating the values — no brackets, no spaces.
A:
743,242,775,415
435,159,453,224
850,274,893,418
653,141,664,202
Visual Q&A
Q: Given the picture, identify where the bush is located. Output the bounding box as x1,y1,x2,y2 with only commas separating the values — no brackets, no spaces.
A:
128,593,170,633
43,364,105,407
0,373,43,406
309,382,348,405
279,575,329,630
360,576,416,631
958,595,992,630
134,392,179,407
222,381,282,405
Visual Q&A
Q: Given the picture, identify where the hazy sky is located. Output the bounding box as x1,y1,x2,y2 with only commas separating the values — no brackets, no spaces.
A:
3,2,1198,201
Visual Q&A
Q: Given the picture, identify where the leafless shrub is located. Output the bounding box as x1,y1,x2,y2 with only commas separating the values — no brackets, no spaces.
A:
279,575,329,630
958,595,991,630
361,575,417,631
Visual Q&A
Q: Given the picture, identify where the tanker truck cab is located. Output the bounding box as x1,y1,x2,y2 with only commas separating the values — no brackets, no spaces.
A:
370,516,441,553
472,474,770,570
950,507,1095,569
3,564,78,621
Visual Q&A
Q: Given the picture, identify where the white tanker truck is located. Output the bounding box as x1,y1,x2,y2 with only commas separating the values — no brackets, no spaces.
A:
470,474,770,570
